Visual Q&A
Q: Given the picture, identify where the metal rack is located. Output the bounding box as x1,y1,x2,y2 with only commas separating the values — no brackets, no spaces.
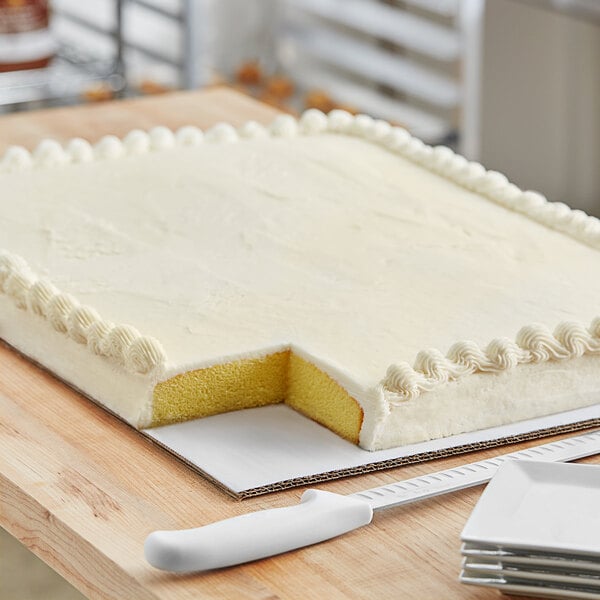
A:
278,0,481,146
0,47,124,111
0,0,202,112
1,0,484,150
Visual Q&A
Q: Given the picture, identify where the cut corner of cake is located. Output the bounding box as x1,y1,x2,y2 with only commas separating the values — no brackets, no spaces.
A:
1,108,599,451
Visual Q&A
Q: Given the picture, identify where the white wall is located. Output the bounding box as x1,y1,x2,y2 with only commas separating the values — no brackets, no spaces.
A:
479,0,600,215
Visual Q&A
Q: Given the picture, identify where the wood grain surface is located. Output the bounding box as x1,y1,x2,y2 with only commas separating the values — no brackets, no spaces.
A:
1,88,598,599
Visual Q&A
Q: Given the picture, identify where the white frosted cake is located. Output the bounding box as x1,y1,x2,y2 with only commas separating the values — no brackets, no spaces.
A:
1,109,599,450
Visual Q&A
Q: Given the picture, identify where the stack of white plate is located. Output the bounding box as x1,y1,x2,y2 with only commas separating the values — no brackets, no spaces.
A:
460,460,600,599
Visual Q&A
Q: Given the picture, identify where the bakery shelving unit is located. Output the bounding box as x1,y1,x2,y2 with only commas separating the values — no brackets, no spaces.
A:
52,0,205,88
1,0,487,152
0,48,124,112
0,0,204,113
277,0,485,149
0,0,125,113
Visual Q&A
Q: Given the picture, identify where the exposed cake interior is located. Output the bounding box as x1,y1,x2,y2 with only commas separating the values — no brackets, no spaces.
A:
152,351,364,443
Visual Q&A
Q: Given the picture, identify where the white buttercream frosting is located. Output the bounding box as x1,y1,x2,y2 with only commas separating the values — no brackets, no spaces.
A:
5,269,35,309
123,130,151,155
28,279,58,316
33,139,69,167
1,109,600,448
94,135,125,160
47,293,79,333
67,138,94,163
4,109,596,252
269,114,298,138
68,305,101,344
383,320,600,402
87,319,114,355
149,126,176,150
299,109,329,134
327,109,355,133
175,126,203,147
238,120,268,138
0,250,166,375
1,146,33,172
205,122,238,143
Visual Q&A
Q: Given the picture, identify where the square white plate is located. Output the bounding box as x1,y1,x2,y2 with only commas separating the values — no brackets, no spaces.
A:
461,461,600,557
460,572,600,599
462,558,600,587
461,543,600,573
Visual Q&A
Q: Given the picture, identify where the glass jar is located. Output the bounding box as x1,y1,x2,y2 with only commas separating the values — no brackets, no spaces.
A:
0,0,56,72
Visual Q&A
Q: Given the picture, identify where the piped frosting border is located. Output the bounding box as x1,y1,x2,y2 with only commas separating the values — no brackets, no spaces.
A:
1,109,599,400
3,109,600,248
0,251,167,375
382,320,600,402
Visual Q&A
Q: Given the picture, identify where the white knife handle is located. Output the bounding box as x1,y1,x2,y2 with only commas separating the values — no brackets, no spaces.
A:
144,489,373,572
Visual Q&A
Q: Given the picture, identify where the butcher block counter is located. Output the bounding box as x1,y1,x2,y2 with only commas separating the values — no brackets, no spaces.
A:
1,88,598,599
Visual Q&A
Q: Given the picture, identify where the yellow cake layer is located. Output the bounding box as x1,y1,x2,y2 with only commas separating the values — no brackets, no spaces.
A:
286,353,363,443
152,351,289,425
151,351,364,443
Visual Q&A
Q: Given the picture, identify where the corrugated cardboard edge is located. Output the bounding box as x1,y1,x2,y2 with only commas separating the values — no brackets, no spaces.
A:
228,419,600,499
4,340,598,501
140,414,600,500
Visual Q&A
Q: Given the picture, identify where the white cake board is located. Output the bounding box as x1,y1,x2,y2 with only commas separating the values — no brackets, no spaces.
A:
143,403,600,499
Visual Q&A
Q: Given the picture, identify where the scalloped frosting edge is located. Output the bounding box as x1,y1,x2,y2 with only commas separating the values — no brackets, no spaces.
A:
0,251,167,376
2,109,600,251
383,319,600,402
2,108,600,399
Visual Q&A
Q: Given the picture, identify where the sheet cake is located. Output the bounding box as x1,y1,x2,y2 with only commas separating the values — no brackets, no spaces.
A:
1,109,599,450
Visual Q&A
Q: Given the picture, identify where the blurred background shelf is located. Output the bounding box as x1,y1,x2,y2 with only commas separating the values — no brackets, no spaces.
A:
4,0,468,146
279,23,461,109
284,0,461,62
0,48,124,109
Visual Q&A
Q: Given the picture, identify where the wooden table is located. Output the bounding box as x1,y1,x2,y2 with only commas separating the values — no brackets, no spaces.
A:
1,88,598,600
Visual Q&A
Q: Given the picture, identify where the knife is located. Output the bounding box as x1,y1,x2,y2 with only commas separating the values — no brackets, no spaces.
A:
144,429,600,572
